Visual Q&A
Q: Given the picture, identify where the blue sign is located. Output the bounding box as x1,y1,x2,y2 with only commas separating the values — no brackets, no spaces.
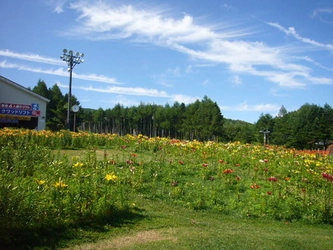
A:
1,108,32,116
32,103,39,110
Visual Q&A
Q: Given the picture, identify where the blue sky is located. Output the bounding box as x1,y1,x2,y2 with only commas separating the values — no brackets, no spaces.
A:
0,0,332,123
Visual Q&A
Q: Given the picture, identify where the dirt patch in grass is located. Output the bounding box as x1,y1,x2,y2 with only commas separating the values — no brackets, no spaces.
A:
65,229,177,250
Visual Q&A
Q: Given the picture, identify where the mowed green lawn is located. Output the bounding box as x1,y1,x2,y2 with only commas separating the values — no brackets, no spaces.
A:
61,195,333,250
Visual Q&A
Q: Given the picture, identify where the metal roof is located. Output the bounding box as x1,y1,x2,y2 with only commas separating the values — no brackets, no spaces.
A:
0,75,50,103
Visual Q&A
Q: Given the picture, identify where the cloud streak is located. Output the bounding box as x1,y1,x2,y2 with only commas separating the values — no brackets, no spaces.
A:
64,1,332,89
0,60,121,84
220,101,281,112
0,49,63,66
56,81,199,105
267,22,333,51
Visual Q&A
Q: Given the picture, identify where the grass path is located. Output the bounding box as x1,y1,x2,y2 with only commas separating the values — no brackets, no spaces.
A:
62,196,333,250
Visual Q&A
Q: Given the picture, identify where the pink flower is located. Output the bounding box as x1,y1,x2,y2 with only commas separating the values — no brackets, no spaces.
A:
203,163,208,168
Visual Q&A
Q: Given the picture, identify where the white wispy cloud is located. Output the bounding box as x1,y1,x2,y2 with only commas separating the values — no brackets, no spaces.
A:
267,22,333,51
229,75,242,86
57,81,197,104
104,95,140,107
3,0,332,101
0,60,121,84
57,82,170,97
45,0,68,13
61,1,333,89
68,1,229,43
220,101,281,112
307,76,333,85
312,8,333,25
297,56,333,71
201,79,209,86
170,94,199,104
311,8,333,18
185,65,192,73
0,49,63,66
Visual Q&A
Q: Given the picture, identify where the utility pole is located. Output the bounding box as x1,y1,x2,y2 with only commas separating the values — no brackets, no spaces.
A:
60,49,84,130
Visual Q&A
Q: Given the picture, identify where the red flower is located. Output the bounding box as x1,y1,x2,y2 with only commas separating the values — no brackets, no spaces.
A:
219,159,224,163
267,191,272,195
322,172,333,182
268,176,278,182
203,163,208,168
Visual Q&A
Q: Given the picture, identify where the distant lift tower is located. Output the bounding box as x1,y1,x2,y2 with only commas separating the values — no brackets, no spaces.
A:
260,128,270,146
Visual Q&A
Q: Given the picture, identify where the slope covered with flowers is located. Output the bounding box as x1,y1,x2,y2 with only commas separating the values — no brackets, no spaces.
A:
0,128,332,243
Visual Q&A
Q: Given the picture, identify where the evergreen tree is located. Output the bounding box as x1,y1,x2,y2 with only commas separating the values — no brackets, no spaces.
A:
47,84,66,131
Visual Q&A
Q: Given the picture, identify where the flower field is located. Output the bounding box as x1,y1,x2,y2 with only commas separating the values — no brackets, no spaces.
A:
0,128,332,244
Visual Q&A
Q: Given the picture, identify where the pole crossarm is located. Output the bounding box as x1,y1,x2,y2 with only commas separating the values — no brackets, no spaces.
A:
60,49,84,68
260,128,270,146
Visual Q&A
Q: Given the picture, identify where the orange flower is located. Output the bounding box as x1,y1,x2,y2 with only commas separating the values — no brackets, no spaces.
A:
223,169,234,174
251,184,260,189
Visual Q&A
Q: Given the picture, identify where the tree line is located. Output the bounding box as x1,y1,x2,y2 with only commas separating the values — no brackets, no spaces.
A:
32,80,333,149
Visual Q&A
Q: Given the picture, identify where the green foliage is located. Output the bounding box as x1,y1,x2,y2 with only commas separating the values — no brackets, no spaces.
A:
271,104,333,149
